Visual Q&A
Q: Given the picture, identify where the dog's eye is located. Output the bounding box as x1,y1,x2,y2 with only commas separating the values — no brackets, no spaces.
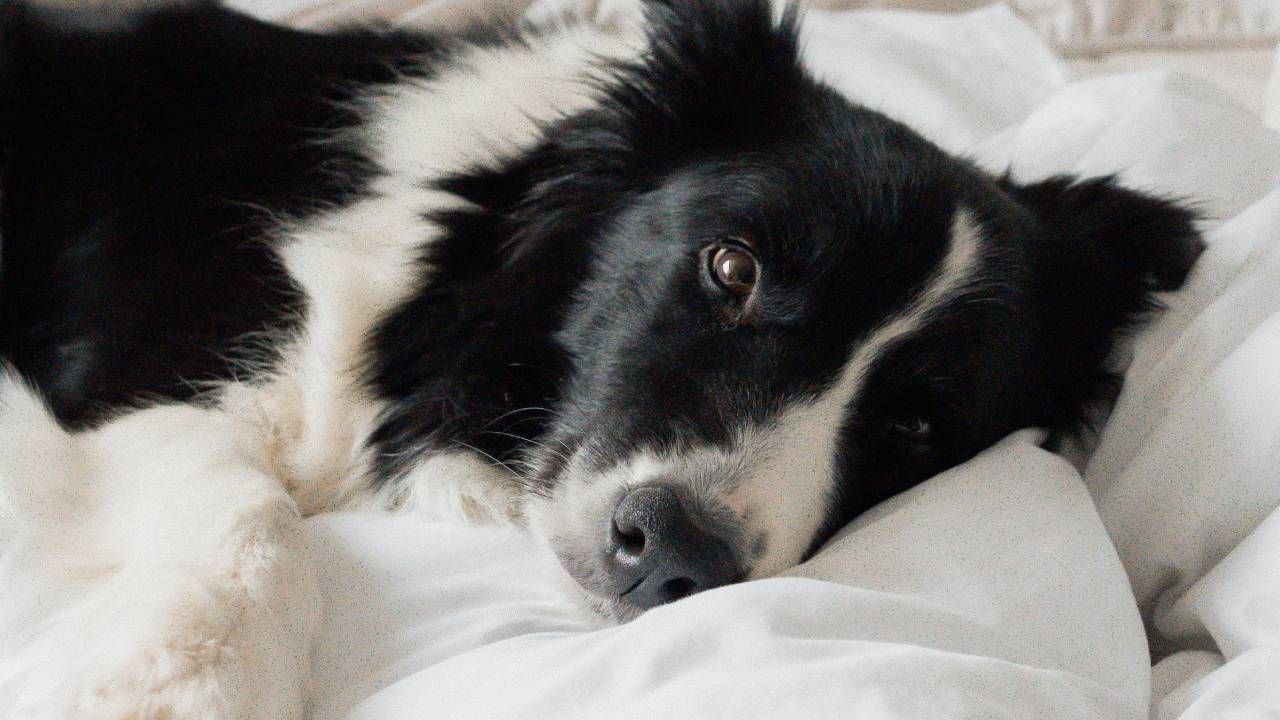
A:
707,243,758,297
886,417,933,444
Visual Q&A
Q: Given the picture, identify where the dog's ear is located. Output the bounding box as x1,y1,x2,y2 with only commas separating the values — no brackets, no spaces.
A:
564,0,806,176
1008,175,1204,292
1002,174,1204,427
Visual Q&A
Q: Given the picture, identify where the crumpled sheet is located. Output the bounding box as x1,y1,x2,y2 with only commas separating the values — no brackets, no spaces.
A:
297,4,1280,719
1082,133,1280,720
309,432,1149,720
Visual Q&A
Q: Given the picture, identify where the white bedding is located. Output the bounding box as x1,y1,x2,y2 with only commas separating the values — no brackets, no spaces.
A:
308,432,1148,719
298,4,1280,719
1,2,1269,718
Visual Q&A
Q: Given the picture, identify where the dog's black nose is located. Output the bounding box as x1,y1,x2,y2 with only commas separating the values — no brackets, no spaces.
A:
606,484,740,611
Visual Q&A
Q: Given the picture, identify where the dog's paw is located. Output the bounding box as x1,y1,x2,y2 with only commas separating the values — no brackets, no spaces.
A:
6,570,241,720
2,505,315,720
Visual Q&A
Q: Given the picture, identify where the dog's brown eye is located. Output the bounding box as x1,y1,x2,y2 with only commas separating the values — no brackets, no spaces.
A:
708,245,757,297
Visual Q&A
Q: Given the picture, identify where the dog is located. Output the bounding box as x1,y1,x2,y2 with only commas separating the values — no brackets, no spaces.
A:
0,0,1202,716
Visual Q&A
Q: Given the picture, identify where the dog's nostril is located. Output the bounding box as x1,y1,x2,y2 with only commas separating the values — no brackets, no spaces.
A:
660,576,696,603
612,519,646,556
607,484,741,611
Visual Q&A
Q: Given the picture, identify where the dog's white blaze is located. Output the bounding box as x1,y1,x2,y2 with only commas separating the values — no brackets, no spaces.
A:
730,209,986,575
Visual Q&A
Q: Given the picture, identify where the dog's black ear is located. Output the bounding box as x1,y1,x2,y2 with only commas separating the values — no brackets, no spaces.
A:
1002,174,1204,427
1008,175,1204,292
569,0,806,175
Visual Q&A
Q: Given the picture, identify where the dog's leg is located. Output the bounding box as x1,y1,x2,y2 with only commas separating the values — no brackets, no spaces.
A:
0,373,319,720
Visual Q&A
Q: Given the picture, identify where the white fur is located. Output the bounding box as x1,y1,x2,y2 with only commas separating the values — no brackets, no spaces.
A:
379,451,521,523
0,373,317,720
0,26,638,719
526,210,988,603
0,373,81,545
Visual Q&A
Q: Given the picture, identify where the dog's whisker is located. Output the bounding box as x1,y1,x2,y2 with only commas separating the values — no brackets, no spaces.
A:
478,430,573,466
449,439,548,498
478,406,561,432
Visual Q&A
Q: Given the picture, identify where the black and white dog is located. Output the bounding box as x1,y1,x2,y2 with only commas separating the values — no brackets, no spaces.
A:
0,0,1201,715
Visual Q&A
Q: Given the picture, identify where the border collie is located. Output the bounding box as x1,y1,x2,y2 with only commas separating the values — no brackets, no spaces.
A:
0,0,1201,716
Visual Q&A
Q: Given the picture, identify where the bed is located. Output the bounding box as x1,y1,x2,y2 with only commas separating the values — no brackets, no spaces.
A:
25,1,1280,718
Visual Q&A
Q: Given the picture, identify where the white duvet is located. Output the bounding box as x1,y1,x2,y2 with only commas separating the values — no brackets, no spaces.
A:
295,5,1280,719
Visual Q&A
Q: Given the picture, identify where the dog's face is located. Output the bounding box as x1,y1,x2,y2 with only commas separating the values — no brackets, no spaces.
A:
369,0,1201,622
527,155,995,617
512,1,1202,622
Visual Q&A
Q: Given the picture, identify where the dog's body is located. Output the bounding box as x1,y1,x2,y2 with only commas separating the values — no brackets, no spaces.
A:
0,1,1203,717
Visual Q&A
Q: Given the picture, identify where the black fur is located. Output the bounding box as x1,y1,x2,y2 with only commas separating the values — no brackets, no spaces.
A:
2,1,1202,559
0,1,440,426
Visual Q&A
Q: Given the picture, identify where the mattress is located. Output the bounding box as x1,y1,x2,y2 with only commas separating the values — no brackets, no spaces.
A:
259,3,1280,719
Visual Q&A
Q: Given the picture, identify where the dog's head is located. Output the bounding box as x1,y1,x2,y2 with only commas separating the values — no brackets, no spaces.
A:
371,0,1202,621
